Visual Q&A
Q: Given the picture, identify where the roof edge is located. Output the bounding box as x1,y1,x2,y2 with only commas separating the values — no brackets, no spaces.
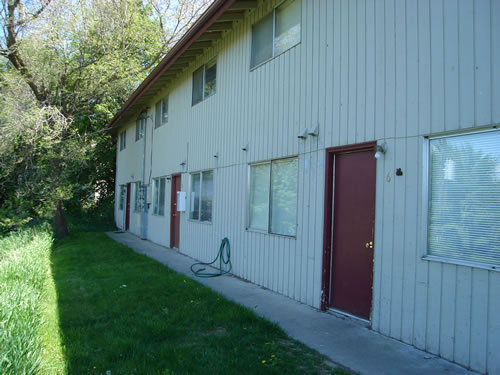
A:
107,0,236,132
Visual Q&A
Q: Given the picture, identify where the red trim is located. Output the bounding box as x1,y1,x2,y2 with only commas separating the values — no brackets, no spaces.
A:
320,142,377,311
107,0,236,131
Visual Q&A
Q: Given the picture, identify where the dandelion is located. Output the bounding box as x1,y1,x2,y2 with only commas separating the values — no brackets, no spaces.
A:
261,360,266,364
265,342,271,345
271,354,276,358
243,327,247,330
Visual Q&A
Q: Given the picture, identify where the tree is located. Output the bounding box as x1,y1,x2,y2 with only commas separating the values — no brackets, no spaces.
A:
0,0,211,236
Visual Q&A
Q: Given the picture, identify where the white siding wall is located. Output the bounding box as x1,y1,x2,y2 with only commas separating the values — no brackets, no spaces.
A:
115,0,500,373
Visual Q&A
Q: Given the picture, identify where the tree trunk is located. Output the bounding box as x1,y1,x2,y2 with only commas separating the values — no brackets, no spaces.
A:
54,201,69,238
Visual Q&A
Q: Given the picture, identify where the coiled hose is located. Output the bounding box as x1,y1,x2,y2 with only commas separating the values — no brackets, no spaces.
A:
190,237,232,278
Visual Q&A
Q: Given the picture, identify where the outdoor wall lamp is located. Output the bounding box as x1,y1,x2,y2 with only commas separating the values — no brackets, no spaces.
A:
374,143,387,159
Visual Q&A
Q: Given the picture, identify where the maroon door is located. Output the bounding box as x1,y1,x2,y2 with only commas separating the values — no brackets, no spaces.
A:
325,146,376,320
125,183,131,231
170,175,181,248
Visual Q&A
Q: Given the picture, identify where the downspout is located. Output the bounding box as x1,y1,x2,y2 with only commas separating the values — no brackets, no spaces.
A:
141,114,150,239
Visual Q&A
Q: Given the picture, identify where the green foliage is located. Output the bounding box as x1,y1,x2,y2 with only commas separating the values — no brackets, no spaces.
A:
0,226,55,374
0,0,181,233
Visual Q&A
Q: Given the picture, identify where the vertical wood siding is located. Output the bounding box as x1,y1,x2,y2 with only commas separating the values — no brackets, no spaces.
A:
114,1,500,373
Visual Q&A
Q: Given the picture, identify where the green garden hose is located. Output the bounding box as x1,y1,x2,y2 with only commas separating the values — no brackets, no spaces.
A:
190,237,232,278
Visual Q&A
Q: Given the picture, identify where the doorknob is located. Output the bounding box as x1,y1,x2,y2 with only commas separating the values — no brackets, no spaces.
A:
365,241,373,249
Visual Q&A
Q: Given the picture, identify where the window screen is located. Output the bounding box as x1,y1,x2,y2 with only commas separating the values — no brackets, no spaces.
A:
159,178,166,216
248,157,298,236
162,97,169,124
428,130,500,266
249,164,270,231
204,60,217,98
190,171,213,222
250,0,301,69
251,13,273,68
190,173,201,220
270,157,298,236
201,171,213,222
275,0,301,55
192,66,204,105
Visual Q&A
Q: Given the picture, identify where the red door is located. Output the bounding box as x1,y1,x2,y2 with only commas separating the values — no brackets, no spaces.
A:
170,175,181,248
125,183,131,231
322,144,376,320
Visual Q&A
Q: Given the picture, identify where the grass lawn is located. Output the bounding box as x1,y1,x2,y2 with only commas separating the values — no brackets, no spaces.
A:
50,232,348,375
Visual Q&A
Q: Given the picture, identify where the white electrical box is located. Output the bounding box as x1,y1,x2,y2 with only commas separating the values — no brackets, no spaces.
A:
177,191,186,212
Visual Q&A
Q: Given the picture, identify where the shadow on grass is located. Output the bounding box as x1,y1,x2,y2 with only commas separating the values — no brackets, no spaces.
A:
51,232,348,375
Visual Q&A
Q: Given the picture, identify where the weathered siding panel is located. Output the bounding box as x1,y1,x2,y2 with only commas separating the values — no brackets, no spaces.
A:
114,0,500,372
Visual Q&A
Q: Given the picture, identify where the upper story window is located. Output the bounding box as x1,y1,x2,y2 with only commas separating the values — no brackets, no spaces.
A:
192,58,216,106
190,170,213,222
135,113,146,141
426,129,500,268
155,96,168,128
119,130,126,151
248,157,298,236
250,0,301,69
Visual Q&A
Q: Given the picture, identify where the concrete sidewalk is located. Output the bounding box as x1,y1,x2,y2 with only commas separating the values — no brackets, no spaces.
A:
106,232,476,375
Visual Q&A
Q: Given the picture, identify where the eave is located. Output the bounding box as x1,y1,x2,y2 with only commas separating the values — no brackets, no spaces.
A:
107,0,258,133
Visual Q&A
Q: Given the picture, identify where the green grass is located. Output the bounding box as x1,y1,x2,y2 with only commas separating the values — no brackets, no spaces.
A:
51,232,349,375
0,227,349,374
0,225,64,374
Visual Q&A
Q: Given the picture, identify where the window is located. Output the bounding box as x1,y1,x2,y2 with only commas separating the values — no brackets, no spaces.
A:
119,130,126,151
119,185,126,210
248,157,298,236
427,129,500,267
134,182,143,212
192,58,216,105
153,177,166,216
251,0,301,68
135,114,146,141
155,96,168,128
190,170,213,222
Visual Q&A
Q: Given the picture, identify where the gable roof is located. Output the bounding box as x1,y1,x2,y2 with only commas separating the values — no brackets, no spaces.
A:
107,0,259,133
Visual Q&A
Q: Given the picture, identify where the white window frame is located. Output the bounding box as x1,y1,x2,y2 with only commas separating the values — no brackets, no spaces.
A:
247,156,298,237
421,128,500,271
119,130,126,151
135,114,146,141
134,182,143,212
155,96,168,129
119,185,125,210
250,0,301,70
152,177,166,216
192,58,217,106
189,170,214,223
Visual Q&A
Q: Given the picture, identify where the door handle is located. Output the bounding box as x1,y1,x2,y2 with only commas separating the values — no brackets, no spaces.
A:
365,241,373,249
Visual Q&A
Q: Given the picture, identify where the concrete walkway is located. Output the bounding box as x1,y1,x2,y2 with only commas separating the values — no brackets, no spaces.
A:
106,232,477,375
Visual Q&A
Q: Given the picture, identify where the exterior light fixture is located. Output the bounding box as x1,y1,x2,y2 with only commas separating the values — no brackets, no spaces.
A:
374,142,387,159
307,125,319,136
297,129,308,139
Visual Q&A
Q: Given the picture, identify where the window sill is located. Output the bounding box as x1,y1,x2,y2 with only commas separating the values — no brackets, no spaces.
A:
188,219,212,225
250,42,300,72
422,255,499,272
245,228,296,239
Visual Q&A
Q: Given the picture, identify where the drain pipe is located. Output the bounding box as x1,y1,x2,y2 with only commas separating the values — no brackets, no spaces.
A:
140,112,151,239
